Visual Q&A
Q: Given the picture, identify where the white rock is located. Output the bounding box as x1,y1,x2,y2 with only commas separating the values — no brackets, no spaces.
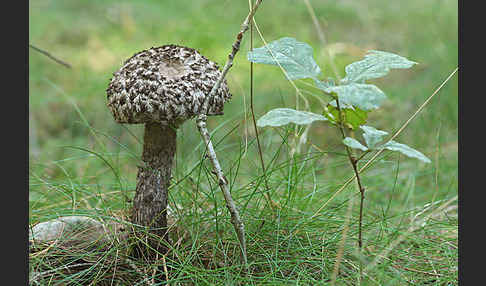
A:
29,216,127,249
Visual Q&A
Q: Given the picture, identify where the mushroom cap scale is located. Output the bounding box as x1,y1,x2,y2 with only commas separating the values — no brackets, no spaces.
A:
106,44,232,125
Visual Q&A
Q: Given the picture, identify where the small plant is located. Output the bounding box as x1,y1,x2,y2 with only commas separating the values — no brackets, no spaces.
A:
248,36,431,279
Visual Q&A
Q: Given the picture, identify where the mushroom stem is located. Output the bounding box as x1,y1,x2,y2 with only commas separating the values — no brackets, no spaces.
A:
131,122,176,254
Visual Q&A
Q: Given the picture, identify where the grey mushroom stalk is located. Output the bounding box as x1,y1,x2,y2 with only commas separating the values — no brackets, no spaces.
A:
106,44,232,254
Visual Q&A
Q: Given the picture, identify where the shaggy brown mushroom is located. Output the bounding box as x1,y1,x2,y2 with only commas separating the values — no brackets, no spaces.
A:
106,44,231,254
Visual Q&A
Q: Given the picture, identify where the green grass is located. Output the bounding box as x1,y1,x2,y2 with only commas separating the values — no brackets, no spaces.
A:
29,0,457,284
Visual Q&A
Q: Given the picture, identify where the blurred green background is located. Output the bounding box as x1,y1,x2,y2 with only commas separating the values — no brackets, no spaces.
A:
29,0,457,218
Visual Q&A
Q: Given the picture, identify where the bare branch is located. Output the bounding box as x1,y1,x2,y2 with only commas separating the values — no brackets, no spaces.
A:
196,119,248,265
195,0,264,268
29,44,72,69
199,0,263,115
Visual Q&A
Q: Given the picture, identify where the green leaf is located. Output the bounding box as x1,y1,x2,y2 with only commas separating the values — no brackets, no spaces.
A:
342,50,417,84
324,83,386,111
360,125,388,149
381,140,431,163
324,102,368,130
257,108,327,127
247,37,321,80
343,137,368,151
314,78,335,91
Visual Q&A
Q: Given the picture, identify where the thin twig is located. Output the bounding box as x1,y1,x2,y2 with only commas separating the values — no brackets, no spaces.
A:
334,96,366,283
248,0,278,212
333,98,365,249
387,67,458,143
195,0,264,267
29,44,72,69
198,0,263,116
196,119,248,266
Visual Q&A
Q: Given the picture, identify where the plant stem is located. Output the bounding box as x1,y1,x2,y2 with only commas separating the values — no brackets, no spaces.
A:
248,1,278,212
334,97,366,283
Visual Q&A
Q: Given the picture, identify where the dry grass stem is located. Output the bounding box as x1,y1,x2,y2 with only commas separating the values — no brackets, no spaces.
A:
330,196,355,285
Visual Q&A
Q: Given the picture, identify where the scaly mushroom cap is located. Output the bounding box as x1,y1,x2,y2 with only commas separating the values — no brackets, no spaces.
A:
106,44,232,125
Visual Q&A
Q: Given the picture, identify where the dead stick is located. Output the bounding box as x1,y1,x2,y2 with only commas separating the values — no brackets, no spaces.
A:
196,118,248,266
29,44,72,69
195,0,264,267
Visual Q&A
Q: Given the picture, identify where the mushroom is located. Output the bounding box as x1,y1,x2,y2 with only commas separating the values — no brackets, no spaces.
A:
106,44,232,254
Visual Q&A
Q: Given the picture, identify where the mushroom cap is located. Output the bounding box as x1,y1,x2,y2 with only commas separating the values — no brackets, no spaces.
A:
106,44,232,125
